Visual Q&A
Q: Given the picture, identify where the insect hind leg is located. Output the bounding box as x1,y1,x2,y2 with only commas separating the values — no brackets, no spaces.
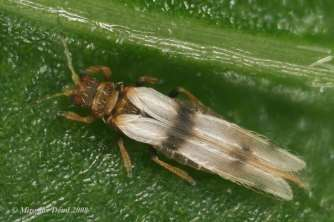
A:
150,149,196,185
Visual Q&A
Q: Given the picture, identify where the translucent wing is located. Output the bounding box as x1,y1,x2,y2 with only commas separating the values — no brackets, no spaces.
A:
114,114,168,146
126,86,179,122
114,114,293,200
126,87,306,172
192,114,306,171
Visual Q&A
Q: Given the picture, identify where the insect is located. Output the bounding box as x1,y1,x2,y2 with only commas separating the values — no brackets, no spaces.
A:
50,38,306,201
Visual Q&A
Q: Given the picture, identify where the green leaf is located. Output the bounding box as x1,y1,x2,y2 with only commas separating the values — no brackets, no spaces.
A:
0,0,333,221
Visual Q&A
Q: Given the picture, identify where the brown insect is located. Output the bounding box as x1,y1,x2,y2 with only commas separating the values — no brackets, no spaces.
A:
49,38,306,200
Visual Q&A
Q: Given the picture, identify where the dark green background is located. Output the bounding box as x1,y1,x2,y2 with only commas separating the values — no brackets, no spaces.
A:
0,0,333,221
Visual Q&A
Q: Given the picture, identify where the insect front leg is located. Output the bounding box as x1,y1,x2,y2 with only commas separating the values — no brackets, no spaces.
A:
61,111,96,124
117,137,133,177
150,149,196,185
169,87,208,112
82,66,112,81
136,75,160,86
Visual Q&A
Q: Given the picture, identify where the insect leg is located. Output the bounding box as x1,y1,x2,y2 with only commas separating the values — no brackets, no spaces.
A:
82,66,112,81
150,149,196,185
136,75,160,86
169,87,208,112
117,137,133,177
61,111,96,124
